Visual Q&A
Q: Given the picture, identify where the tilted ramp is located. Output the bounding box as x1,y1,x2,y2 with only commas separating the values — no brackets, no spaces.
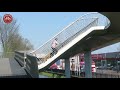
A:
30,12,110,71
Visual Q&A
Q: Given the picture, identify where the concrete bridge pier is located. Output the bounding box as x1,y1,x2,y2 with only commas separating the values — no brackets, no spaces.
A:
84,50,92,78
65,58,71,78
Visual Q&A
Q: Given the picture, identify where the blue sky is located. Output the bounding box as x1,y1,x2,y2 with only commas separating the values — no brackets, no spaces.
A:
0,12,119,53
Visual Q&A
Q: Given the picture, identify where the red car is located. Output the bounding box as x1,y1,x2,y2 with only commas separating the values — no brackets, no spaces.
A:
50,63,58,69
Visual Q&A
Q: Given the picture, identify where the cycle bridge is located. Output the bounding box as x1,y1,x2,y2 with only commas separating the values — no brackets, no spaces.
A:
8,12,120,78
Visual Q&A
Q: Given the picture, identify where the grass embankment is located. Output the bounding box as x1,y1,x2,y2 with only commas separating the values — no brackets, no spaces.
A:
39,72,65,78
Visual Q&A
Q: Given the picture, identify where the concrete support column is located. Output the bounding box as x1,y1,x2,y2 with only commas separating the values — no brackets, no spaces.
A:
84,50,92,78
65,58,70,78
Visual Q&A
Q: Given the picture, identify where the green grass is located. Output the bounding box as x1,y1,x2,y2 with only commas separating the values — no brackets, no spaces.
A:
39,72,65,78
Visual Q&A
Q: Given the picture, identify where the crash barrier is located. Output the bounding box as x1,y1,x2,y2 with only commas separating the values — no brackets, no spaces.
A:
14,51,39,78
14,51,25,67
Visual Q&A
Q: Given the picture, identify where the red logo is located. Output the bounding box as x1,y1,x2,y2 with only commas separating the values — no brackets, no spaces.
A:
3,14,13,24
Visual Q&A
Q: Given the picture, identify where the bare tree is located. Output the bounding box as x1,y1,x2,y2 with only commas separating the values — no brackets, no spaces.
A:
0,16,34,54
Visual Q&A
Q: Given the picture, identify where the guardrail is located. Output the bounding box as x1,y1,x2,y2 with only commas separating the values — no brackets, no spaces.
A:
25,54,39,78
14,51,39,78
14,51,25,67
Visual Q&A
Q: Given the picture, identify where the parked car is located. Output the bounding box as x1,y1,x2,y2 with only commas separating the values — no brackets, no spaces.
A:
50,63,58,69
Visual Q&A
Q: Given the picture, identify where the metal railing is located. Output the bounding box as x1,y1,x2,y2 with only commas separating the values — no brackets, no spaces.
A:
25,54,39,78
14,51,25,67
30,12,110,62
14,51,39,78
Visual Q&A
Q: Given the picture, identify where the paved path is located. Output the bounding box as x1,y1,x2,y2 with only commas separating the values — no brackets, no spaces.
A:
0,58,27,77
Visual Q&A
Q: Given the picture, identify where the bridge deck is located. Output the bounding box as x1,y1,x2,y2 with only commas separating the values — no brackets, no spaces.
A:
0,58,27,77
